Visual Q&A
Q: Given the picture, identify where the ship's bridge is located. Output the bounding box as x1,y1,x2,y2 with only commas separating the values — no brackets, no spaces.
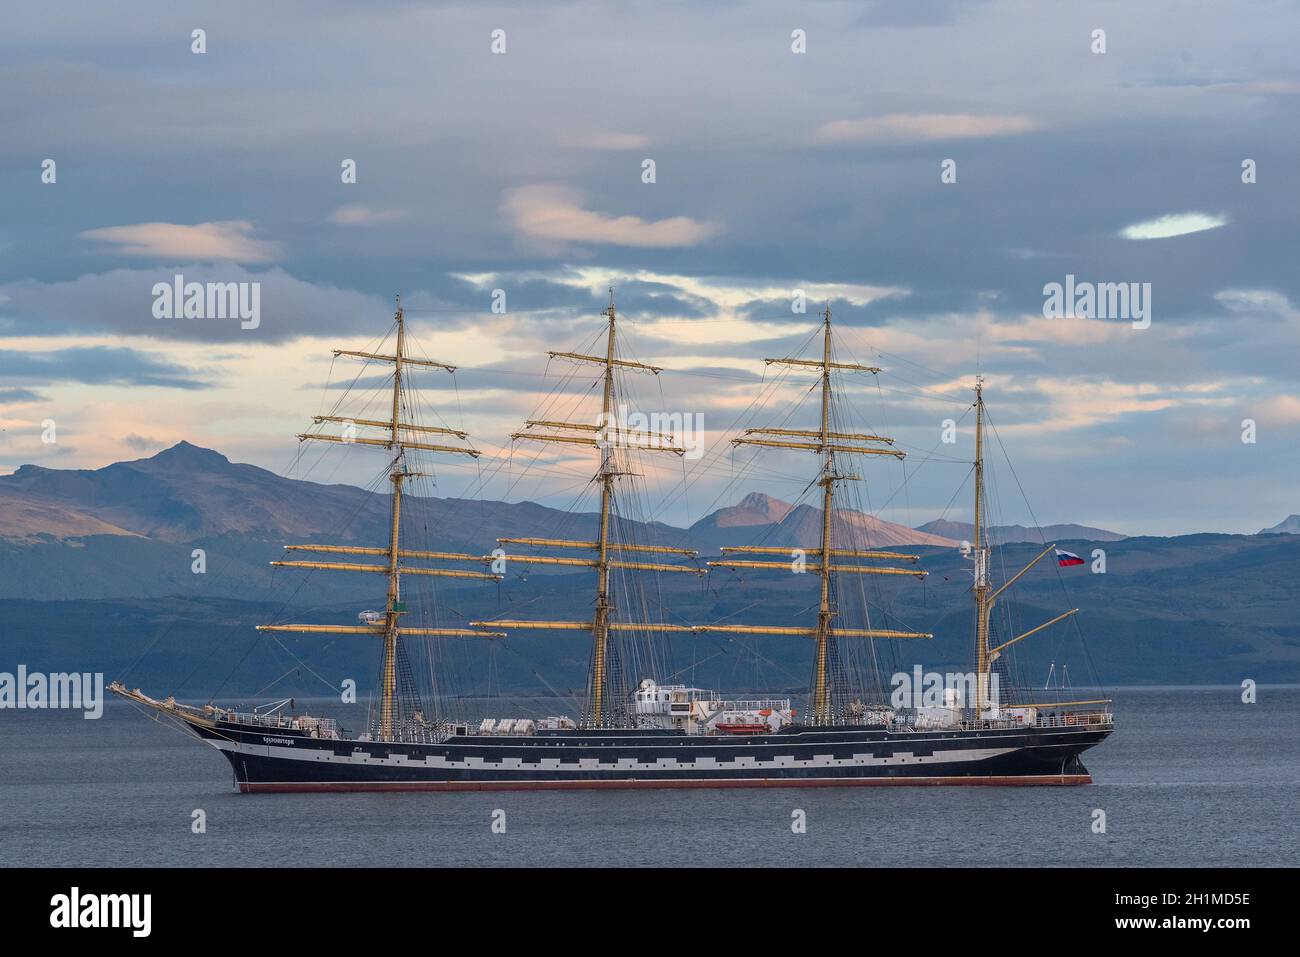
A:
634,679,796,733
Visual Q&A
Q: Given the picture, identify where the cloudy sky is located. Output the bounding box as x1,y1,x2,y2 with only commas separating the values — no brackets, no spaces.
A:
2,0,1298,535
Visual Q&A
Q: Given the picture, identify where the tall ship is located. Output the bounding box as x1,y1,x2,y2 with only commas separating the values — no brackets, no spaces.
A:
112,296,1114,790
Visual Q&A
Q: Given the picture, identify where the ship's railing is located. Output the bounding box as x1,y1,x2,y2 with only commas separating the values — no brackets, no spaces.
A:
885,709,1113,732
215,710,292,728
1033,710,1112,730
950,711,1113,731
712,698,792,711
390,727,444,744
216,709,340,737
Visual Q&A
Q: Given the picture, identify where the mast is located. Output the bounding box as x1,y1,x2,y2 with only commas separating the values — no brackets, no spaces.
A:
474,290,705,728
813,307,835,723
972,377,993,717
381,302,407,741
591,292,617,725
707,304,932,725
967,379,1082,717
258,298,505,743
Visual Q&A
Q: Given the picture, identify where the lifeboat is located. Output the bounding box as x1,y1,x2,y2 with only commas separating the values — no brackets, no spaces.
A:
715,721,769,734
712,717,769,733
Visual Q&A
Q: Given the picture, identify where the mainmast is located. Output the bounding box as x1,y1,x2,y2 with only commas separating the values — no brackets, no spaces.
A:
590,292,618,725
707,304,931,725
813,307,837,723
258,298,504,743
474,290,704,728
380,303,410,741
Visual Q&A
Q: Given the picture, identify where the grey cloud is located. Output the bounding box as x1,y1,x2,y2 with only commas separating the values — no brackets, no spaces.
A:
0,267,391,343
0,387,46,404
0,346,211,389
123,433,165,451
849,0,989,28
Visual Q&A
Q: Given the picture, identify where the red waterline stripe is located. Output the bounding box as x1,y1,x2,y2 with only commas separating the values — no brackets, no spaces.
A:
239,773,1092,793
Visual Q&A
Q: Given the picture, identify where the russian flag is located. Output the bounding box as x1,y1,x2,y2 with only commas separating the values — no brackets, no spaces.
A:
1055,548,1085,567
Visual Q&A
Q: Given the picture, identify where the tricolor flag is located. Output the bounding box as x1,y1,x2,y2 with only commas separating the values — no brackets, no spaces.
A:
1055,548,1085,567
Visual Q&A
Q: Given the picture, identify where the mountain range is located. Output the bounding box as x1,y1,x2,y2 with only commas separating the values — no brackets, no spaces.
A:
0,441,1135,556
688,492,958,550
3,442,1299,690
1260,515,1300,535
0,442,953,603
0,442,973,602
914,519,1127,545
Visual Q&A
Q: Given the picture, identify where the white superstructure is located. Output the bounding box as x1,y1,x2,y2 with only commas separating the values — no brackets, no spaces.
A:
633,679,796,733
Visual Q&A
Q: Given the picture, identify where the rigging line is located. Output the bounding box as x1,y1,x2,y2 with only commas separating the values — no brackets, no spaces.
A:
662,650,729,681
831,329,914,697
378,332,874,392
473,327,702,546
670,322,820,451
823,311,968,403
983,405,1107,697
251,652,336,699
122,700,244,746
140,443,384,698
670,328,825,473
125,398,383,690
708,630,806,687
454,351,600,481
859,372,971,406
641,360,805,525
265,634,346,693
983,409,1045,541
396,330,472,436
320,350,384,421
473,319,806,535
498,642,584,712
206,465,393,699
317,353,337,419
866,405,977,521
934,466,976,525
471,440,860,486
453,369,606,507
868,346,974,397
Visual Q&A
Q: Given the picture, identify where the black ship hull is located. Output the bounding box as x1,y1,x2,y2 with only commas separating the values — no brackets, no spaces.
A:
189,718,1112,792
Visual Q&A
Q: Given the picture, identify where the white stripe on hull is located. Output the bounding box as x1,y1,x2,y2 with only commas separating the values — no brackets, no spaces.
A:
210,737,1022,772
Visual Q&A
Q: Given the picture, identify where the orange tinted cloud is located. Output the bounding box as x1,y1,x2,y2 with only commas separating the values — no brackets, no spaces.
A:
80,221,280,263
502,185,721,248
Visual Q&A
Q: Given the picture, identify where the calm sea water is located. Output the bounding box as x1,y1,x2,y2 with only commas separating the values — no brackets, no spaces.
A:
2,687,1297,867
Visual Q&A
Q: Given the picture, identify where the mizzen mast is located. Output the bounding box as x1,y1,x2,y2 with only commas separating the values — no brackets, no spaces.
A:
967,378,1080,717
706,305,931,725
972,377,992,715
258,298,504,743
473,291,704,728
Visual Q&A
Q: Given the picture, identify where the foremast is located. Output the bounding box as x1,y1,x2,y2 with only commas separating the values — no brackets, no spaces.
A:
258,299,504,742
706,305,931,725
473,292,704,728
